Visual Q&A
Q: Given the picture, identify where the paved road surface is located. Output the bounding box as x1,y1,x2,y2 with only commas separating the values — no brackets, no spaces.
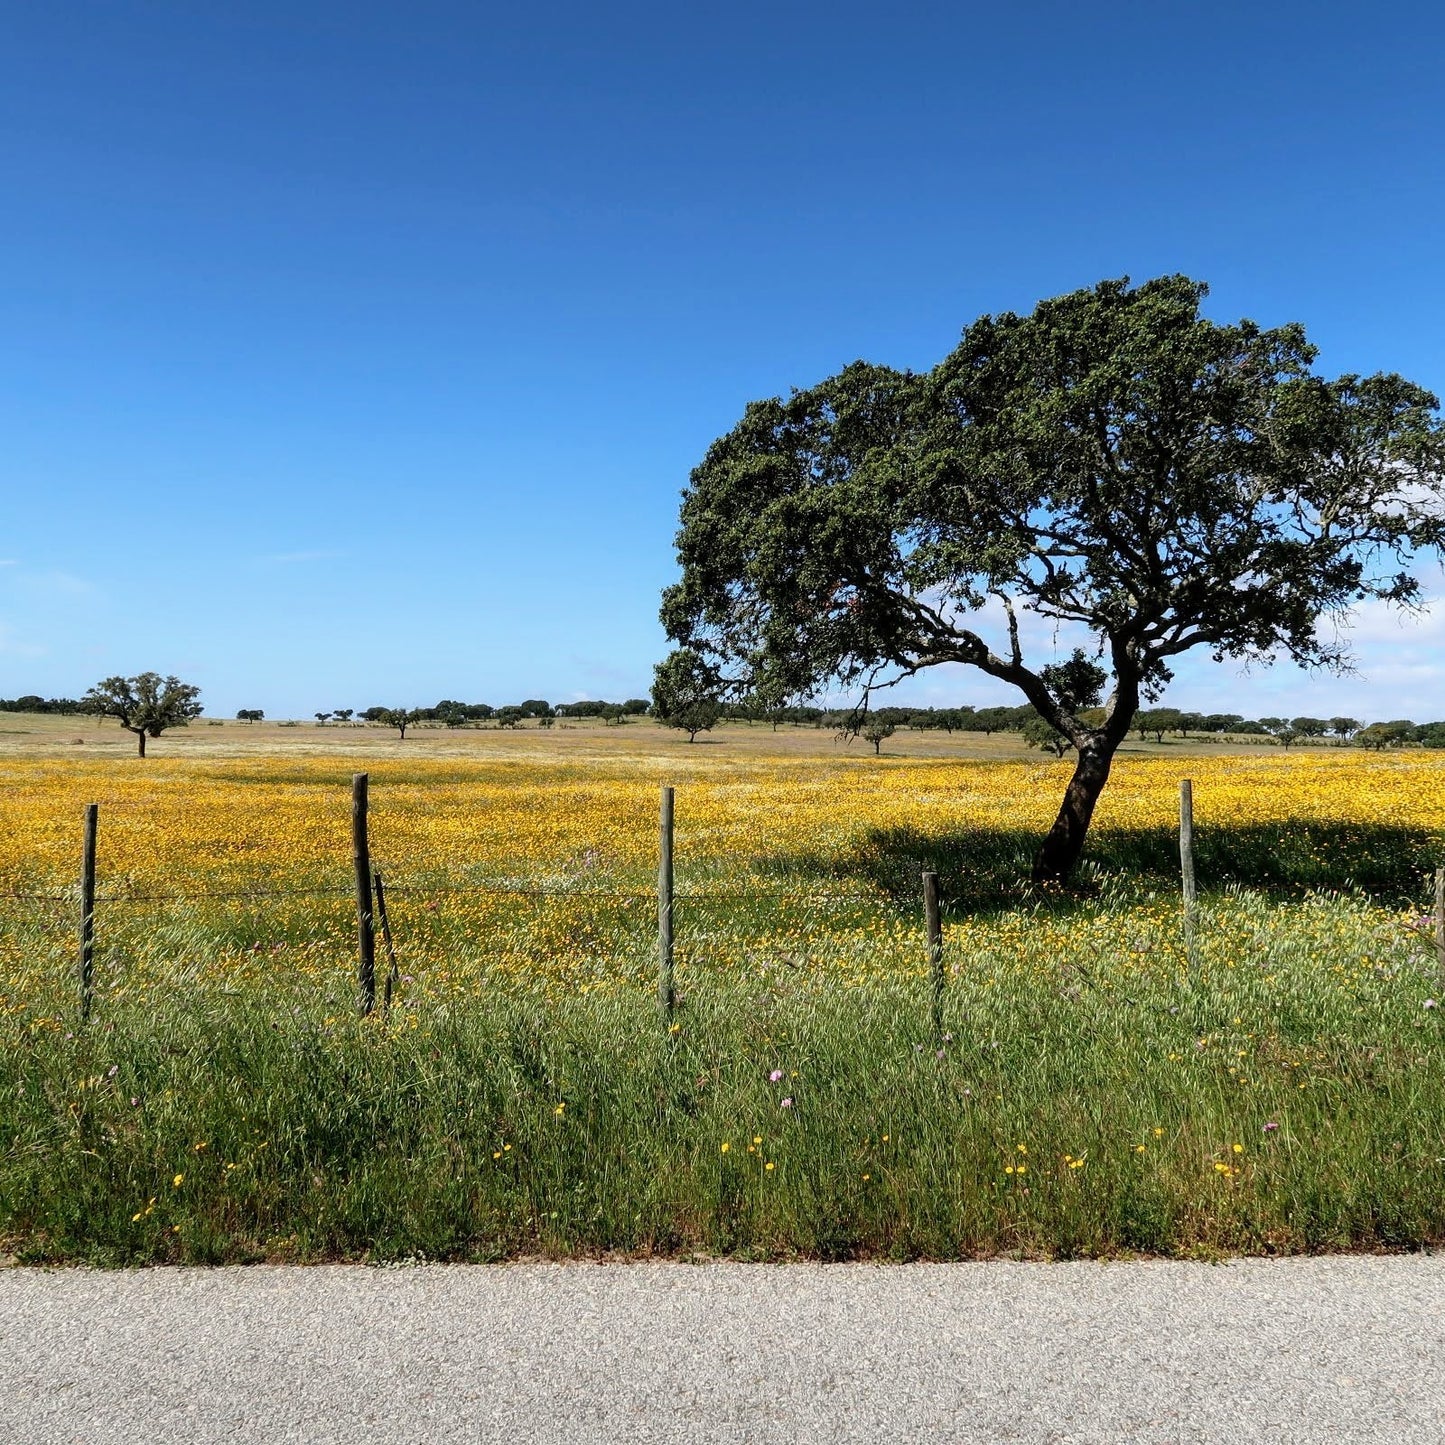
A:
2,1257,1442,1442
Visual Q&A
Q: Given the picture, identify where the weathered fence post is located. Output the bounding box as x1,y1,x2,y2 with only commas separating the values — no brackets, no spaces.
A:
353,773,376,1015
374,868,399,1011
1180,778,1197,956
1435,864,1445,974
923,869,943,1044
658,785,676,1022
78,803,98,1022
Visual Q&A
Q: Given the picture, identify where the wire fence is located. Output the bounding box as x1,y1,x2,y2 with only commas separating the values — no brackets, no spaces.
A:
0,882,882,906
4,775,1443,1026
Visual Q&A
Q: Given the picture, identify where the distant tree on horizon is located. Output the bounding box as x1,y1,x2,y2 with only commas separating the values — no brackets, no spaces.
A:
85,673,203,757
1356,720,1417,750
369,707,419,739
1021,714,1072,759
651,648,722,742
861,718,895,754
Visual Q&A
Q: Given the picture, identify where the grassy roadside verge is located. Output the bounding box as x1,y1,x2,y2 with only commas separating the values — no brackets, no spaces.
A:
5,889,1442,1264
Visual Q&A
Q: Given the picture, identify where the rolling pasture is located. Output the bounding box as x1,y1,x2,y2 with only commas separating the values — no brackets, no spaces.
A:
2,720,1443,1263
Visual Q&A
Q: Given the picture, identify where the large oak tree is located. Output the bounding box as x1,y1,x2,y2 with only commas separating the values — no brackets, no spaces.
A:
660,276,1445,880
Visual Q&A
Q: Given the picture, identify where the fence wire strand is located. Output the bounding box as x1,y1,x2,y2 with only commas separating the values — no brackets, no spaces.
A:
1,879,885,910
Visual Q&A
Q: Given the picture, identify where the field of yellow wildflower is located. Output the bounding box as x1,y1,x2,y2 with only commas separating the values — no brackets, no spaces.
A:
2,730,1443,1263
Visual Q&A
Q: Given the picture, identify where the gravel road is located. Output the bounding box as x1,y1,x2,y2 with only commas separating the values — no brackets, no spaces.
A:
2,1256,1441,1443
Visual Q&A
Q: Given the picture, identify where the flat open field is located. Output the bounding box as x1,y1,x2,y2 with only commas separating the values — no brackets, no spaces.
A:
2,718,1443,1264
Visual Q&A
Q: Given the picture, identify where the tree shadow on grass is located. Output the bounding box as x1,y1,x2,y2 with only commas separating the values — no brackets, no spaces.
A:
756,820,1443,913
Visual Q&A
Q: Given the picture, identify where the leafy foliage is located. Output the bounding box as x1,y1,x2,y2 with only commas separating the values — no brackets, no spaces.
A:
83,673,203,756
1021,714,1072,758
651,648,723,741
661,275,1445,876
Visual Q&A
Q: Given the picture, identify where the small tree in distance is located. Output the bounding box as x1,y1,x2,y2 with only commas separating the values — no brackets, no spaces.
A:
861,718,895,754
1022,714,1073,758
236,709,264,724
85,673,203,757
1356,720,1416,750
379,708,420,739
651,647,722,742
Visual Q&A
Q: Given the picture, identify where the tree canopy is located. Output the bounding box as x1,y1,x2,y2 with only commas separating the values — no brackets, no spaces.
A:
660,275,1445,878
651,647,722,742
84,673,203,757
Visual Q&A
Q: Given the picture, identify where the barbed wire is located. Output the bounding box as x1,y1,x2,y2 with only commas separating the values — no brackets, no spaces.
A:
0,879,888,907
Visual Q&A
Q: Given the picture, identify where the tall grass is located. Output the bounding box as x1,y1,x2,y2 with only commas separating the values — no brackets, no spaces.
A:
4,886,1442,1263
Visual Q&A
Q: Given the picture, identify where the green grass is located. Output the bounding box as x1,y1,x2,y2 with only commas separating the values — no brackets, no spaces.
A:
4,887,1443,1264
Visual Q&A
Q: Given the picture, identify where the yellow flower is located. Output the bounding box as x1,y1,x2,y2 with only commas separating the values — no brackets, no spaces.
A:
764,1161,775,1171
553,1103,566,1116
753,1136,762,1145
1134,1144,1146,1153
172,1173,184,1188
1152,1128,1164,1137
720,1142,730,1153
1232,1143,1244,1154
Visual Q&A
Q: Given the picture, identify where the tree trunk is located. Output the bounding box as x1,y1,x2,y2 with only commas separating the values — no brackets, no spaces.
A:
133,728,146,758
1031,742,1118,882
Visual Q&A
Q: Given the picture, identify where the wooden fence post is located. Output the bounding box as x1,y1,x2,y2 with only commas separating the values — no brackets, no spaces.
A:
353,773,376,1015
1435,864,1444,975
1180,778,1197,956
658,785,675,1022
923,869,943,1045
374,868,399,1011
78,803,98,1023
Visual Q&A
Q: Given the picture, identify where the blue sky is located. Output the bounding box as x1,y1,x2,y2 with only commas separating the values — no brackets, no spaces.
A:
2,0,1442,720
